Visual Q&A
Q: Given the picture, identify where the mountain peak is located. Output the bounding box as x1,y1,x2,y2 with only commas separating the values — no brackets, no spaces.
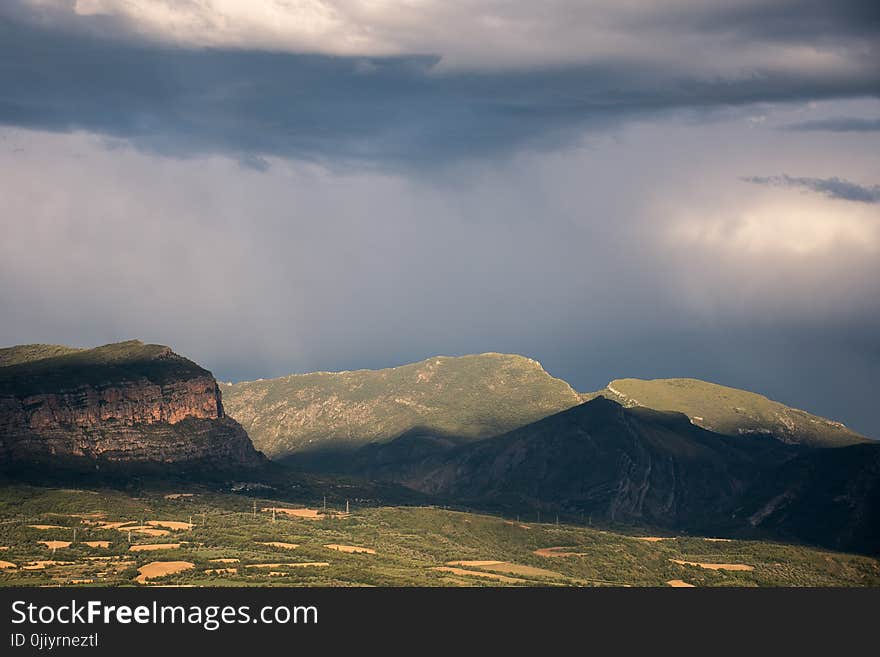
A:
597,377,867,447
224,352,582,458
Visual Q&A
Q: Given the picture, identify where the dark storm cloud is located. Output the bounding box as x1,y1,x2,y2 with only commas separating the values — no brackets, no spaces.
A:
782,117,880,132
1,3,879,167
642,0,880,41
237,154,271,172
12,1,880,51
742,174,880,203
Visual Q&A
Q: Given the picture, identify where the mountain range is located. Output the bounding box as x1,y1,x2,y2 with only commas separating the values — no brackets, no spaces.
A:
0,340,877,553
224,354,866,460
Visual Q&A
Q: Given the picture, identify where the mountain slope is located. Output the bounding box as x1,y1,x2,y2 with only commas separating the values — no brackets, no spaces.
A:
591,378,867,448
405,396,795,527
223,353,582,459
738,442,880,554
349,396,878,552
0,340,265,470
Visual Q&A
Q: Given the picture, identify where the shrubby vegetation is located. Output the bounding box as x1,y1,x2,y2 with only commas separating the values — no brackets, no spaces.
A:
0,486,877,587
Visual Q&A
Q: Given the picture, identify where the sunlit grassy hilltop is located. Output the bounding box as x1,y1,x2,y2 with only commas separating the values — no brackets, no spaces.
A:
591,377,867,448
223,353,583,458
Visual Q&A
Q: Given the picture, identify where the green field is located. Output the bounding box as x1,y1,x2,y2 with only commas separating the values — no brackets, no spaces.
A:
1,486,878,587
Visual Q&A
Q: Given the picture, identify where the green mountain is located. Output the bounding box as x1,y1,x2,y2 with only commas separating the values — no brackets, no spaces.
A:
590,378,867,448
222,353,583,459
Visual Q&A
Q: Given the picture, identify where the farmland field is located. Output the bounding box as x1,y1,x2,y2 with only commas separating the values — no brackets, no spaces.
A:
0,486,878,587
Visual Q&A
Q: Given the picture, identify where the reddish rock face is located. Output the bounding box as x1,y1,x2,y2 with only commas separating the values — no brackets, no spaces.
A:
0,341,264,468
24,376,223,430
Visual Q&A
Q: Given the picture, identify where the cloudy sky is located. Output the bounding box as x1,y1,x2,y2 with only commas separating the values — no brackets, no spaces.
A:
1,1,879,436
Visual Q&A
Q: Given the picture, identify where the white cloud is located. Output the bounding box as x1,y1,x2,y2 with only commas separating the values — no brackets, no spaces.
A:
73,0,381,53
14,1,874,73
670,199,880,255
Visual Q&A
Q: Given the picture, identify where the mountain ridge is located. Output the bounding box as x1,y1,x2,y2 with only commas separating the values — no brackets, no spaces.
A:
591,377,867,447
0,344,85,368
224,353,870,459
223,352,583,458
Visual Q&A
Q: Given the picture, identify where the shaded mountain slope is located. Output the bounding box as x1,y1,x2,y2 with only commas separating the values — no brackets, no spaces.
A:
343,397,878,552
737,442,880,554
406,397,795,527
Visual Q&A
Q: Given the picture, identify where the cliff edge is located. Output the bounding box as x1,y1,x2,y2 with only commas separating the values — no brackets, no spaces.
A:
0,340,264,469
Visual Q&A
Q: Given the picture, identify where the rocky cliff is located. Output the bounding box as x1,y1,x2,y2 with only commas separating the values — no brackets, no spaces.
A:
0,341,264,469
